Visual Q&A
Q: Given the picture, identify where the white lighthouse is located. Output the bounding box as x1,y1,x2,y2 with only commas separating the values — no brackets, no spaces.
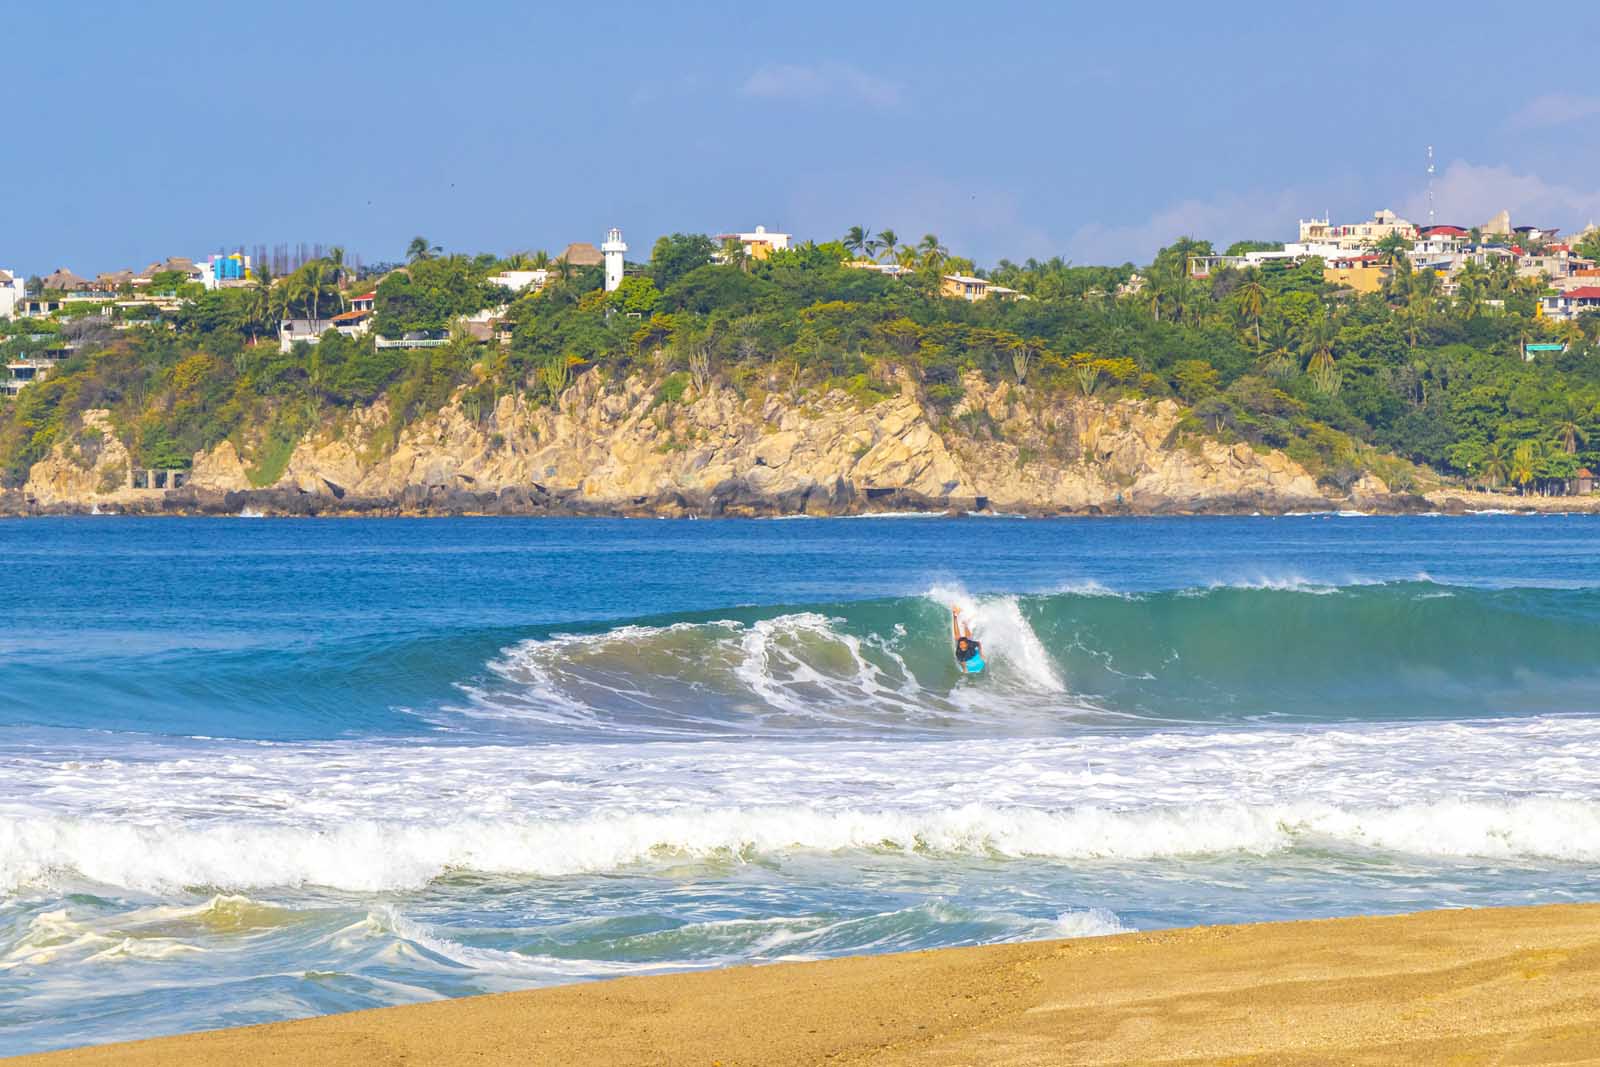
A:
602,227,627,292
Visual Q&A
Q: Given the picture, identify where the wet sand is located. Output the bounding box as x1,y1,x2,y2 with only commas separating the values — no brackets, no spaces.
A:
11,903,1600,1066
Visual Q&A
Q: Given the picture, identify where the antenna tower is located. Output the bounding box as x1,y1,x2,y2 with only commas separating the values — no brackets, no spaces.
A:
1426,145,1436,226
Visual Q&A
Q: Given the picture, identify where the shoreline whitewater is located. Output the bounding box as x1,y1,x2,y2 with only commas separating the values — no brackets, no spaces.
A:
9,903,1599,1066
2,484,1595,518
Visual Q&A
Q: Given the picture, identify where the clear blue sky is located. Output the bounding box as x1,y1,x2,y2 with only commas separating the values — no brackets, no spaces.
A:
7,1,1599,276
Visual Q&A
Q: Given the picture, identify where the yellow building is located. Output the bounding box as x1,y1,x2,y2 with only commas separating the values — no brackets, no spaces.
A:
940,274,1024,302
1323,260,1387,294
714,225,791,260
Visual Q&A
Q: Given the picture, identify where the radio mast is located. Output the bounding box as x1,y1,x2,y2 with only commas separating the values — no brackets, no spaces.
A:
1426,145,1436,226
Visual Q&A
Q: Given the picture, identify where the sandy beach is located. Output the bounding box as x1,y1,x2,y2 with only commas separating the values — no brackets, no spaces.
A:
11,903,1600,1066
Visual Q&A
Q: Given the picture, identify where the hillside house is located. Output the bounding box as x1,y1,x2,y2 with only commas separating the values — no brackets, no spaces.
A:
715,226,792,261
1540,287,1600,322
940,274,1023,302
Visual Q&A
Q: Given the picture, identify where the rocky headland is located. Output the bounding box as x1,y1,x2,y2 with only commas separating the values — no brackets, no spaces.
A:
4,371,1457,518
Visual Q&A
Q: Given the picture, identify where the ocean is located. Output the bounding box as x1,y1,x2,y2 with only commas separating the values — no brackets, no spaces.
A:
3,514,1599,1054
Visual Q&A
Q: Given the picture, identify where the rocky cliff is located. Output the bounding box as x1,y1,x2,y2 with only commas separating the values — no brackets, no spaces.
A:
14,372,1411,517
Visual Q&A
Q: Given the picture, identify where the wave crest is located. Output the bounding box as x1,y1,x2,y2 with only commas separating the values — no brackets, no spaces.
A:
8,797,1600,894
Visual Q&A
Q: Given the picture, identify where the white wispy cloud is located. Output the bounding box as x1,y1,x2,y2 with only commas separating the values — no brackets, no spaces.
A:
1062,187,1321,266
1508,92,1600,129
739,63,903,109
1398,161,1600,229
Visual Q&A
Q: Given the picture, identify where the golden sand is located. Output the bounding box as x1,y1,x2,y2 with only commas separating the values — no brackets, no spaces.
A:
12,903,1600,1066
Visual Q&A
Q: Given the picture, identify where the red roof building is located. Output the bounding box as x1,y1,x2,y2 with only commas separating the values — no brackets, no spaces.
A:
1541,286,1600,320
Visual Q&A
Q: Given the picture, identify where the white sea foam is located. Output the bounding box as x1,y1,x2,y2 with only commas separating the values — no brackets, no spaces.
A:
6,794,1600,895
5,717,1600,893
928,585,1064,692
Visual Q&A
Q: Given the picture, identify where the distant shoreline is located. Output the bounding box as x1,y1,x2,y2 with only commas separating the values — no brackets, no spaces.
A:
2,489,1597,519
11,903,1599,1066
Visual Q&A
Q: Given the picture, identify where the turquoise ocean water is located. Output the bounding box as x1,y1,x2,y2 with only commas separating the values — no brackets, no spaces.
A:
3,514,1600,1053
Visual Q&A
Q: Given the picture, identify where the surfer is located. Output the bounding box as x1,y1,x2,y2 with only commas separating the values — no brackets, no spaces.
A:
951,606,986,675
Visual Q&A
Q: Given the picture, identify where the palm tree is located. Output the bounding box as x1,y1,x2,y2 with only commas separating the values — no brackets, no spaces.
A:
1484,439,1513,489
843,226,873,259
918,234,948,271
1308,348,1340,394
894,244,919,269
1553,400,1590,455
1262,344,1296,379
406,236,441,263
553,256,574,283
308,261,333,321
1235,277,1267,347
875,229,898,263
243,271,272,346
1512,440,1541,494
326,247,350,310
1303,316,1339,394
721,237,751,273
1455,262,1487,317
1411,268,1440,304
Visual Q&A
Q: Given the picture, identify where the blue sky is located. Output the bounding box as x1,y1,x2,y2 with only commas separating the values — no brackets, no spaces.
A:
7,1,1600,276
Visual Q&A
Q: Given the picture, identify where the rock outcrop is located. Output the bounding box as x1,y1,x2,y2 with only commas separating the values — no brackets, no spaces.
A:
22,372,1411,516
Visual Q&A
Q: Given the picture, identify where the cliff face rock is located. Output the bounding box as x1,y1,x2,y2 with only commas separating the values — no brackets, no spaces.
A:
27,373,1351,515
25,410,135,507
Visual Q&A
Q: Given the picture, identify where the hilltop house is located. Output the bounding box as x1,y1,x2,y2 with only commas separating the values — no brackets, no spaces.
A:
714,225,791,261
486,269,550,293
1298,209,1417,250
559,243,604,268
41,268,91,292
198,253,252,290
846,260,913,278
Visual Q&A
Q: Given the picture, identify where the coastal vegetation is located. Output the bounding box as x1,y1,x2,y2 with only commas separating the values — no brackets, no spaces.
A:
4,229,1600,495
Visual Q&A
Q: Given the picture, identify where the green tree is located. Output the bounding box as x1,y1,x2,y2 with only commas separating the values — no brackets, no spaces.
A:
1553,400,1591,454
842,226,873,259
650,233,716,289
1235,276,1268,346
1172,359,1220,401
875,229,898,262
406,236,441,263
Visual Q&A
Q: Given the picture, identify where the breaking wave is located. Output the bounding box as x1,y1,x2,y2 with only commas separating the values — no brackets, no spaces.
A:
8,797,1600,895
456,581,1600,734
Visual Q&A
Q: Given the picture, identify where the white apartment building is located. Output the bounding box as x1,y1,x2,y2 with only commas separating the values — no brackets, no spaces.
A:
0,269,23,319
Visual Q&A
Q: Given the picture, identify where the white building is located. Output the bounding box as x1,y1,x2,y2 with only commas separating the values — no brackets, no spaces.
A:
1298,209,1418,250
278,314,371,353
1540,287,1600,322
486,270,550,293
714,225,792,260
196,253,252,290
602,227,627,292
0,270,23,319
